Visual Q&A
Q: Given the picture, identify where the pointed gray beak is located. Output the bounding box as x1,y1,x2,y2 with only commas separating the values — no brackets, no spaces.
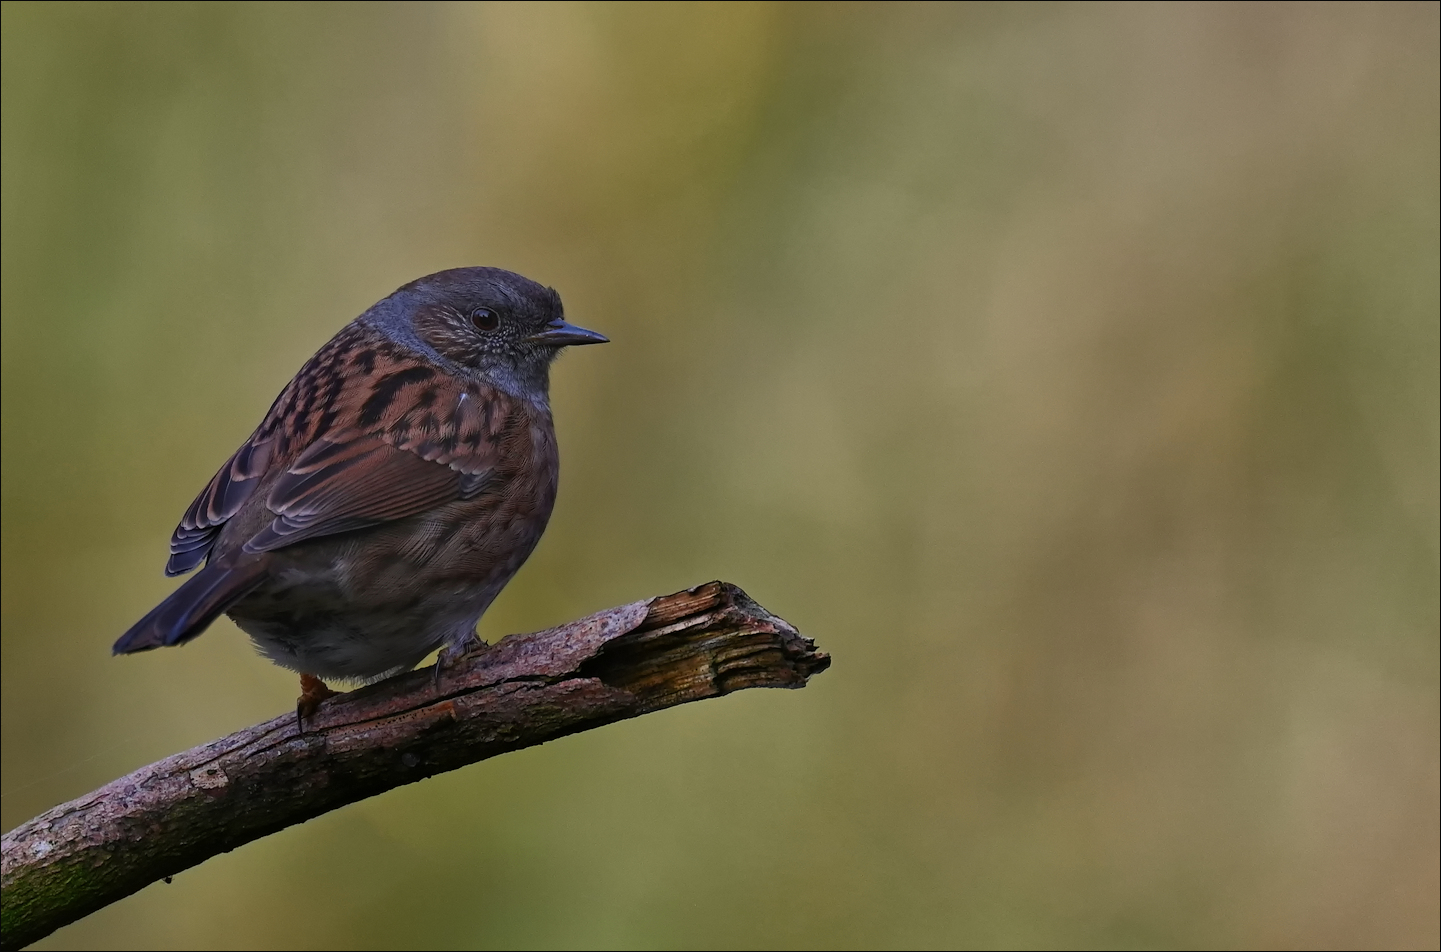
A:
527,319,609,347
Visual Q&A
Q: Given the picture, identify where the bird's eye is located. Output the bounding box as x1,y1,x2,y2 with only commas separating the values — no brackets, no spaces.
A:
469,307,500,331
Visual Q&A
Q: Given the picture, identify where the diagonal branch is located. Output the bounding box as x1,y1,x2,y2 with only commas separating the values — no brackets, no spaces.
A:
0,581,828,951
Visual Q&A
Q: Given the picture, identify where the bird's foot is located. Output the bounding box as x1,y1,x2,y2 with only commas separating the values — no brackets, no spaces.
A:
296,673,338,733
432,631,489,692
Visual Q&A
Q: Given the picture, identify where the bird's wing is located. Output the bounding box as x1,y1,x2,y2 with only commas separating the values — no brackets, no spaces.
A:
167,435,277,575
240,429,498,553
167,324,530,571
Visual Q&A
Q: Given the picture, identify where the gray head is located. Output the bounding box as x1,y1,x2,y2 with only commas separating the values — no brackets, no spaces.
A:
362,267,607,400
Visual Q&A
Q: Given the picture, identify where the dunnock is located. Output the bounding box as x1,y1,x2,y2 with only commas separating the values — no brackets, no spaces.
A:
113,267,606,711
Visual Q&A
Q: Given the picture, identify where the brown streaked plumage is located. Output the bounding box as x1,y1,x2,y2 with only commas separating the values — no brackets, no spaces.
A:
114,267,607,692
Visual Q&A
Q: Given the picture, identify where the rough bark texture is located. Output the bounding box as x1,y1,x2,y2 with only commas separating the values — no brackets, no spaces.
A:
0,581,828,950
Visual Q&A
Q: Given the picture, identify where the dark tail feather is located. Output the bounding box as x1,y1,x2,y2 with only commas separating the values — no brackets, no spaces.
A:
113,563,267,654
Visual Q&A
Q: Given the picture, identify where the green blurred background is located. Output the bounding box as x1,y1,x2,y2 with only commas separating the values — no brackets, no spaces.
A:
3,2,1437,949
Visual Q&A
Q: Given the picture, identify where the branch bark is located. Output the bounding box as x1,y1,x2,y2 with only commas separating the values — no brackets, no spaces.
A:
0,581,828,950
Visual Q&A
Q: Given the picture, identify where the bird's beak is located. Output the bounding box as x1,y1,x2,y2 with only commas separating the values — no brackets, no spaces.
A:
527,319,609,347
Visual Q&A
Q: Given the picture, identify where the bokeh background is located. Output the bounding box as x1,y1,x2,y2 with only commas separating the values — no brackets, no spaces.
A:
3,2,1437,949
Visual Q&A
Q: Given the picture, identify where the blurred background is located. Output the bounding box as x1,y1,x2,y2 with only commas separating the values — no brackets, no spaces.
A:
3,2,1437,949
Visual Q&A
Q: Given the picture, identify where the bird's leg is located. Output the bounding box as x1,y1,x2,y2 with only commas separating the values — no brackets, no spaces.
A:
296,673,338,732
432,629,489,692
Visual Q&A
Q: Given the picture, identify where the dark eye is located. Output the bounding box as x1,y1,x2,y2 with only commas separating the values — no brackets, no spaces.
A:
469,307,500,331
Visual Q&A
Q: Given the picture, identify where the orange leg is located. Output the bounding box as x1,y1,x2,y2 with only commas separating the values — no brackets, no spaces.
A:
295,673,338,732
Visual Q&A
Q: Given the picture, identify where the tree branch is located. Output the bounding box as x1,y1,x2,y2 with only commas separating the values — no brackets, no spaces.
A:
0,581,828,950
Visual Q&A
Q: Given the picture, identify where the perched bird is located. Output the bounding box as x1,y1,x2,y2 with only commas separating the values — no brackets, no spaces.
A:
113,267,607,714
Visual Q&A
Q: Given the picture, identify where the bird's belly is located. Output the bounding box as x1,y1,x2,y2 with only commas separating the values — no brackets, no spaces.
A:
231,605,465,683
226,505,550,681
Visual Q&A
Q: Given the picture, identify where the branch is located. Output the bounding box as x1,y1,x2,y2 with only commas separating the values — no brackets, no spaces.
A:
0,581,828,950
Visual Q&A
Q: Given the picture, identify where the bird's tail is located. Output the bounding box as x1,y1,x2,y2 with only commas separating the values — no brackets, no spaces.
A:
113,562,267,654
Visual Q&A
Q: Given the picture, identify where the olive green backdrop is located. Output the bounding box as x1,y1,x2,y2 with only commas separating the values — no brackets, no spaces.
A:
3,3,1437,949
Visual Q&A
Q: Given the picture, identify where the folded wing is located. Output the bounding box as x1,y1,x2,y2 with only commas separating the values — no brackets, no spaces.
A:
165,325,518,572
242,434,491,553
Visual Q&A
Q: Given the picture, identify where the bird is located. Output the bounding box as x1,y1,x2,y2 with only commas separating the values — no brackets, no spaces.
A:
112,267,607,717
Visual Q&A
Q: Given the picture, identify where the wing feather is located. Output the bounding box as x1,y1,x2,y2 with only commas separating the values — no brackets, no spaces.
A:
164,323,524,571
